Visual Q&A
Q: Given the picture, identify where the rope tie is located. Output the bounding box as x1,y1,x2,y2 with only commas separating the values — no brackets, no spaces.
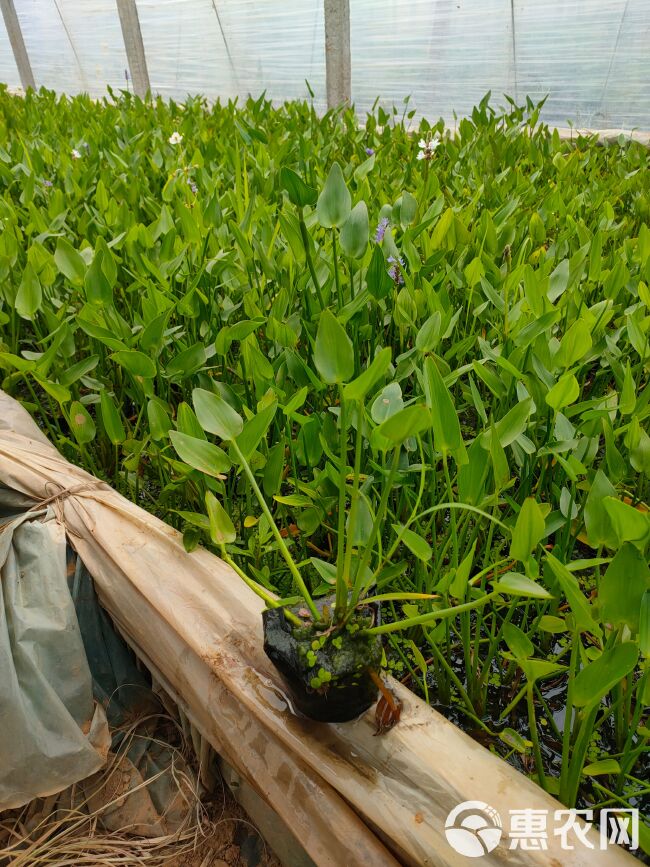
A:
24,480,109,536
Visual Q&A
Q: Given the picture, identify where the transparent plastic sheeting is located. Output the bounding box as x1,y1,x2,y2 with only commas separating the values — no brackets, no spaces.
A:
6,0,128,96
1,0,649,129
137,0,326,106
350,0,650,130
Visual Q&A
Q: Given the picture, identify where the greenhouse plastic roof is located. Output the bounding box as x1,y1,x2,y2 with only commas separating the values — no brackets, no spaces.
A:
1,0,650,130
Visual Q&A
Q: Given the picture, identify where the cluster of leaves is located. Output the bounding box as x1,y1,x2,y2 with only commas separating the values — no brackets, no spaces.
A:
0,86,649,835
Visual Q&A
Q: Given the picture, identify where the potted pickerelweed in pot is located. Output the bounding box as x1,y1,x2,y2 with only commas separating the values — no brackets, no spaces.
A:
171,167,528,722
180,307,509,722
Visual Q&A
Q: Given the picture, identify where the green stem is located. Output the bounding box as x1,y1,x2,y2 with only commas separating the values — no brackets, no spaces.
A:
299,213,325,310
230,439,319,621
342,399,364,592
351,445,401,603
362,590,498,636
335,392,348,614
526,686,547,791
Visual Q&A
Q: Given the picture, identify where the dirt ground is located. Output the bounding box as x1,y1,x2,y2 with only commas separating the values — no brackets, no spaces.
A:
165,784,282,867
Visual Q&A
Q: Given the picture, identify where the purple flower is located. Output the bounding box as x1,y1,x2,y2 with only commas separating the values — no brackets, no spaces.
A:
187,177,198,194
43,179,53,188
387,255,405,284
375,217,389,243
365,147,375,156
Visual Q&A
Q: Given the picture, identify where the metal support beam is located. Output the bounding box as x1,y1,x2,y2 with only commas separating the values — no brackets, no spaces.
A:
324,0,351,109
116,0,150,98
0,0,35,91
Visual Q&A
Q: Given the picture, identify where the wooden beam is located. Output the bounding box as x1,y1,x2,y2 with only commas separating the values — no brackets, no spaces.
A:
0,0,35,91
115,0,150,98
324,0,351,109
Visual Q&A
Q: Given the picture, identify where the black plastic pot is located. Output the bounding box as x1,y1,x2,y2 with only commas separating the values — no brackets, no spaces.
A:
262,595,383,723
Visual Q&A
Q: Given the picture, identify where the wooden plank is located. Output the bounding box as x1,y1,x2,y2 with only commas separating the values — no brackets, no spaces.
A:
0,0,35,91
115,0,150,98
324,0,351,109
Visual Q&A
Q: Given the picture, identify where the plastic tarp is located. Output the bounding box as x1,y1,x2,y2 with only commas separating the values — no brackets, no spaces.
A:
0,389,637,867
0,505,110,810
2,0,650,129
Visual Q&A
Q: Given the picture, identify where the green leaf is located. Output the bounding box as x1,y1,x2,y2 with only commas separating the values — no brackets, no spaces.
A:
205,491,236,544
546,373,579,411
481,398,533,448
110,350,157,379
584,470,618,549
353,152,375,182
99,391,125,444
399,191,418,228
84,248,112,306
371,382,403,423
374,404,431,445
313,309,354,384
494,572,552,598
415,312,442,353
192,388,243,440
582,759,621,777
423,356,462,454
343,347,391,401
510,498,545,563
499,728,531,754
68,400,96,444
548,258,569,302
503,623,534,659
147,399,171,441
603,497,650,547
538,615,568,634
169,430,231,476
546,552,601,636
54,238,86,285
619,362,636,415
165,342,209,380
279,167,317,208
16,263,42,319
367,243,393,300
392,524,432,561
340,200,369,259
640,590,650,658
599,543,650,632
554,319,592,369
517,657,567,684
449,541,476,599
236,401,277,460
316,162,351,228
573,642,638,708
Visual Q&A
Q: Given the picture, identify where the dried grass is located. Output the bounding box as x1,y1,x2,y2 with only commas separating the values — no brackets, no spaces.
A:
0,713,233,867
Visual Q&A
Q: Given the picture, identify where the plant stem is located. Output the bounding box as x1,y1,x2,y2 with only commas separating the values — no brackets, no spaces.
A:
362,590,498,636
526,685,547,791
230,439,319,621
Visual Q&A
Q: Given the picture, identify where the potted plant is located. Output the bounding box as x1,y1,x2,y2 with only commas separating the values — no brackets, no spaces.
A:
176,303,514,721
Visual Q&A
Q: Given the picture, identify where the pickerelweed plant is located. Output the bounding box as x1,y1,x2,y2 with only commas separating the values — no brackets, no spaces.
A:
1,87,649,838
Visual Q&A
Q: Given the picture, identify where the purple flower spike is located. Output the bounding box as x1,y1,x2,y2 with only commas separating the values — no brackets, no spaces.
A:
375,217,389,243
387,255,405,284
365,147,375,156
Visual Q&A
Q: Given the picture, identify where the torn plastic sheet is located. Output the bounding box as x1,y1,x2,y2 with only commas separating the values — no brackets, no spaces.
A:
0,390,636,867
0,506,110,810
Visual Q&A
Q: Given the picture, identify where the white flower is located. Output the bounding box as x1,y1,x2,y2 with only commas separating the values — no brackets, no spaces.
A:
416,136,440,162
71,148,81,160
168,131,183,145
